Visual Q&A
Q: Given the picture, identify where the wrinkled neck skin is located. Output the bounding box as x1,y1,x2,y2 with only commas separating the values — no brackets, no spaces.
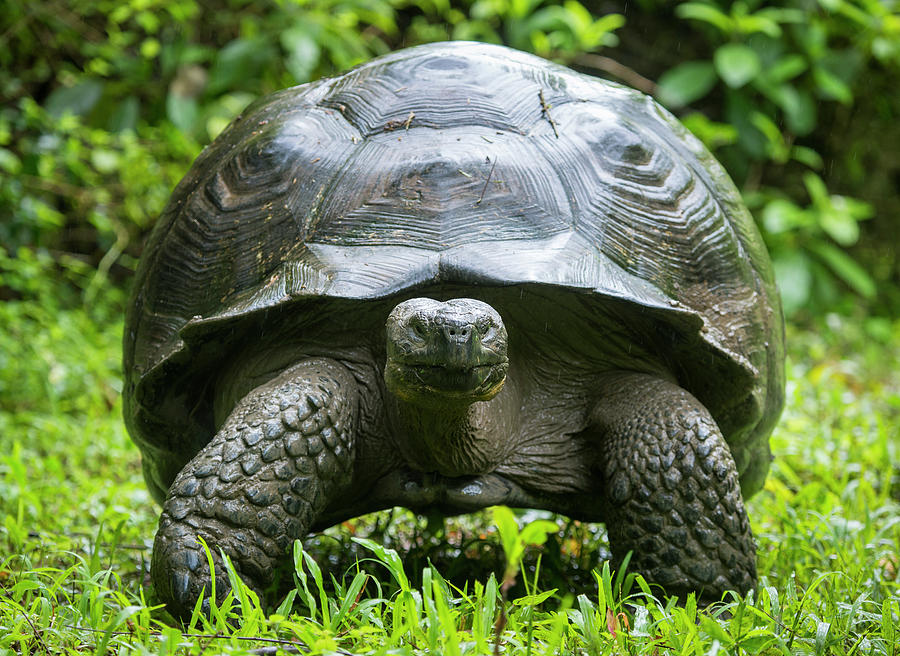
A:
387,372,520,477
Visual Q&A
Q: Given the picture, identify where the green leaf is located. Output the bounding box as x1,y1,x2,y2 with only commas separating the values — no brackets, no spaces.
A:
882,599,896,650
733,14,781,37
518,519,558,547
750,111,789,162
301,548,330,626
292,541,318,621
166,93,198,134
773,250,813,314
221,550,261,619
331,571,368,630
790,145,824,169
814,620,831,655
755,7,806,24
95,605,144,656
675,3,733,32
281,27,321,83
740,629,779,653
725,91,766,159
274,588,297,617
714,43,761,88
91,149,120,174
140,37,161,59
873,35,900,62
768,55,807,83
779,87,816,136
804,172,872,245
493,505,521,565
44,79,104,118
579,9,625,49
208,38,276,95
700,613,733,645
656,61,717,107
24,197,64,229
10,579,42,601
803,171,830,206
575,594,599,640
0,148,22,174
681,113,738,149
812,66,853,104
351,537,410,591
512,588,558,607
818,207,860,245
762,198,810,234
809,242,877,299
431,577,462,656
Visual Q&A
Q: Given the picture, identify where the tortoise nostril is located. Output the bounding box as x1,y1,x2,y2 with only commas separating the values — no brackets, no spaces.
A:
443,323,474,342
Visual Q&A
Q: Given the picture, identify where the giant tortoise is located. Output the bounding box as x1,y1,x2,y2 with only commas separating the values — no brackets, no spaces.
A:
124,41,784,618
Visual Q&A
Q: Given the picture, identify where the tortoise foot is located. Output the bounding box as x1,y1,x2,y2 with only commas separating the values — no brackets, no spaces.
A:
151,358,357,619
593,373,757,601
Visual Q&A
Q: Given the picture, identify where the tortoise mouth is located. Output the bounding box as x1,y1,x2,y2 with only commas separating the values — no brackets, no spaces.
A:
387,359,509,404
406,361,506,393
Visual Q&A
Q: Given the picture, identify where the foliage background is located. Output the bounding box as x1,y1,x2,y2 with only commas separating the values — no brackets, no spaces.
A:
2,0,899,317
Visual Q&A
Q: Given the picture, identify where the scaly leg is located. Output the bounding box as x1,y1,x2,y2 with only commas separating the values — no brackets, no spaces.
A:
151,358,357,619
591,372,756,600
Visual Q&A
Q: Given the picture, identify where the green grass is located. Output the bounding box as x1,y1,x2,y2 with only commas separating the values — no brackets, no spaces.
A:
1,268,898,654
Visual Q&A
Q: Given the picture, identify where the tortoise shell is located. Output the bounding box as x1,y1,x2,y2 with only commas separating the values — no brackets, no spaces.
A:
124,41,784,503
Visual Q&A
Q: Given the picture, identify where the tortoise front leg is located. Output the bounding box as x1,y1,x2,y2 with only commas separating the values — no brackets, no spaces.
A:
152,358,357,619
591,372,756,601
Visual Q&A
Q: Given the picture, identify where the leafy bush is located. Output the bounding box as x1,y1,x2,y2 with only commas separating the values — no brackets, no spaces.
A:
637,0,900,314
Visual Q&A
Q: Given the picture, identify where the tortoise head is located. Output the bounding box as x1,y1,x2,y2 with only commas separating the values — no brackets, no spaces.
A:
384,298,509,407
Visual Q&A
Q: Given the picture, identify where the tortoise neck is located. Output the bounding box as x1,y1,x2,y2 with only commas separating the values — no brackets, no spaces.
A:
388,374,521,477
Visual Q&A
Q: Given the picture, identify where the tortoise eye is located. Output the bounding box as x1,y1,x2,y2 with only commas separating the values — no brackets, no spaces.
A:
411,318,428,338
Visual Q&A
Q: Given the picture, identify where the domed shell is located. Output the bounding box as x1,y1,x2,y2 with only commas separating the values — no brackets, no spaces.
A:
124,41,784,501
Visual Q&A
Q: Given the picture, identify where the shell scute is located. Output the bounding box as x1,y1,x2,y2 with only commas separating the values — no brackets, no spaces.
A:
321,48,559,137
